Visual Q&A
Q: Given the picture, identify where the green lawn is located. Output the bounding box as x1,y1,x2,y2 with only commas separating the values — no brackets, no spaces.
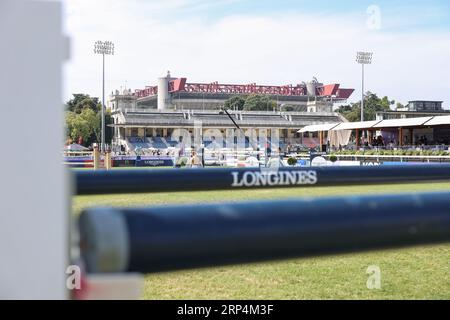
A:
73,181,450,299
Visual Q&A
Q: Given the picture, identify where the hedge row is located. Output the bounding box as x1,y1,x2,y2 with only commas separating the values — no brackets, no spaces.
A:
333,150,450,157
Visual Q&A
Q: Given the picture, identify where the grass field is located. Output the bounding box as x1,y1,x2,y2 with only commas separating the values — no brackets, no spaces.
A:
73,180,450,300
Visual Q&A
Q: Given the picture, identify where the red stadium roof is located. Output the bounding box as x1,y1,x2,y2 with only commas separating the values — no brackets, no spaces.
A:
135,77,354,101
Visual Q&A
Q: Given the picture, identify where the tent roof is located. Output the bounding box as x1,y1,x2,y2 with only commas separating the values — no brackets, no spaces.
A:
65,143,88,151
373,116,433,128
300,116,450,132
332,120,382,131
423,115,450,126
298,123,340,133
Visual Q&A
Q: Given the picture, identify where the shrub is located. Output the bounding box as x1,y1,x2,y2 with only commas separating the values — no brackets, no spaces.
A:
329,154,338,162
287,157,298,166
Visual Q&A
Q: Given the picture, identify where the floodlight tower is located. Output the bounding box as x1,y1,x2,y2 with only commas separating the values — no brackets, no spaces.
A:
94,40,115,152
356,51,373,122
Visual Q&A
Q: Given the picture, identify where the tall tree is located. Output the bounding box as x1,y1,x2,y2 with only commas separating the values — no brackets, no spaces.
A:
337,92,394,122
396,102,405,110
64,94,112,146
80,108,100,143
66,94,101,114
224,96,246,111
243,94,277,111
223,94,278,112
66,111,91,144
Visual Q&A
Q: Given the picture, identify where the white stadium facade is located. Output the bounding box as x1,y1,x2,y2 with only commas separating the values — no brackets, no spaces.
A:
108,72,354,152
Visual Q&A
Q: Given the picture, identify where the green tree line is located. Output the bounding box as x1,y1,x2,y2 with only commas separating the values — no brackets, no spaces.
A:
225,92,401,117
336,92,401,121
224,94,278,111
65,94,113,146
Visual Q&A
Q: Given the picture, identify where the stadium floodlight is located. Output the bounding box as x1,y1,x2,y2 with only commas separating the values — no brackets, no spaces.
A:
356,51,373,122
94,40,115,152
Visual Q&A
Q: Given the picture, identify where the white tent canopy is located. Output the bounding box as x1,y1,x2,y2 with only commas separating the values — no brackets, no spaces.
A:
424,115,450,126
64,143,89,151
296,115,450,136
332,120,382,131
298,123,340,133
373,117,433,128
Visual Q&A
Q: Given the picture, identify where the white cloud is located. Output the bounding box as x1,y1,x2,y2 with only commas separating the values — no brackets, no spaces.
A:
63,0,450,107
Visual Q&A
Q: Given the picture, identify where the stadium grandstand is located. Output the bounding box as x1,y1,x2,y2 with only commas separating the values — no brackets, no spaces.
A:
108,72,353,153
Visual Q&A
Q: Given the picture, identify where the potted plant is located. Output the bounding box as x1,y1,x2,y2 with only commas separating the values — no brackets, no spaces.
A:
329,154,338,163
287,157,298,166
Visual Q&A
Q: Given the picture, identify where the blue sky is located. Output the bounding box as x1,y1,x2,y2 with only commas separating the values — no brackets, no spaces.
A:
135,0,450,31
189,0,448,18
64,0,450,107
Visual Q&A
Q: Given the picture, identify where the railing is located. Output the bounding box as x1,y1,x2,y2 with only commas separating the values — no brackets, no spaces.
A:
119,118,308,127
338,145,450,152
64,151,93,157
326,154,450,162
123,108,340,117
74,165,450,195
64,152,95,168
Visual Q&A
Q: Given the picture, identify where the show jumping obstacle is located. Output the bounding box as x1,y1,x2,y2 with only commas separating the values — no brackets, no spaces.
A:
75,164,450,195
76,165,450,274
79,191,450,273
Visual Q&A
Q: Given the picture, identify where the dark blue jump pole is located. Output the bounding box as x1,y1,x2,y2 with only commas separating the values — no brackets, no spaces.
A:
75,164,450,195
79,191,450,274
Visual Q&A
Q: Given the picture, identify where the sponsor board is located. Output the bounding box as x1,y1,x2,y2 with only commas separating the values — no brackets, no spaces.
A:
231,170,318,188
361,160,381,166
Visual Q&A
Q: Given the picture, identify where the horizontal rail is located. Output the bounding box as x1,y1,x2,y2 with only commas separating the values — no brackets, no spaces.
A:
74,165,450,195
123,109,336,116
79,191,450,274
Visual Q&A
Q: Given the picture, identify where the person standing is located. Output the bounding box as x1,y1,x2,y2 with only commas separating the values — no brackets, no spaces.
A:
189,150,201,168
